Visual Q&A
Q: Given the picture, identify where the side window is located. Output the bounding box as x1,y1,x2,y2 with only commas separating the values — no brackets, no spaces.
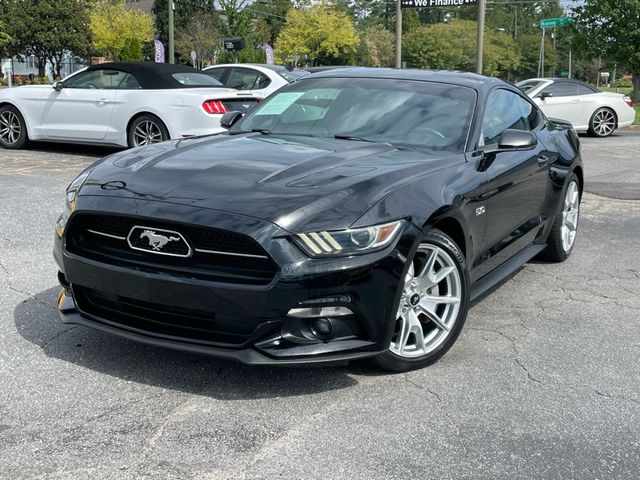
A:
255,72,271,90
63,69,128,89
207,68,227,82
117,73,141,90
227,68,260,90
540,82,578,97
575,84,596,95
481,89,535,146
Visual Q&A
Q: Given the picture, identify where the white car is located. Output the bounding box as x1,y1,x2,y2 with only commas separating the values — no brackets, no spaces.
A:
0,62,260,149
203,64,309,98
517,78,635,137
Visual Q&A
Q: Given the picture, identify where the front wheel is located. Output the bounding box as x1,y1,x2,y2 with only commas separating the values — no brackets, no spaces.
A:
0,105,29,149
373,229,470,372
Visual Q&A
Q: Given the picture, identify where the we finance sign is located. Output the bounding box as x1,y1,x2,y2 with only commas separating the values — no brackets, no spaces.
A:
401,0,478,7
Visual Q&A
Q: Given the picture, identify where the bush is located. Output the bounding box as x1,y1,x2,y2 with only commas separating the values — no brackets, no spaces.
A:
612,77,632,88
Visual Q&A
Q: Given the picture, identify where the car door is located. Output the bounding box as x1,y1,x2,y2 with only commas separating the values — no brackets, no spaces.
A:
474,89,551,278
40,68,121,141
534,81,588,127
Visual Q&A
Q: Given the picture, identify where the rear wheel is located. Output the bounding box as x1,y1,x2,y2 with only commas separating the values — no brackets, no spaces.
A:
0,105,28,149
588,107,617,137
540,174,580,262
373,229,470,372
128,114,169,148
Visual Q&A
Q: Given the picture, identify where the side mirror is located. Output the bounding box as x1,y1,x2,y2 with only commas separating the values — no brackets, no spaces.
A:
53,81,63,91
485,129,538,154
539,91,553,100
220,111,243,129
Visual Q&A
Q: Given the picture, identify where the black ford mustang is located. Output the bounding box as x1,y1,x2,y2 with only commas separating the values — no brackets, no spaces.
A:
54,69,582,372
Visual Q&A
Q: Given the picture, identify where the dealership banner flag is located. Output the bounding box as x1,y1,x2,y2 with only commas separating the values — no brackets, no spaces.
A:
401,0,477,7
154,40,165,63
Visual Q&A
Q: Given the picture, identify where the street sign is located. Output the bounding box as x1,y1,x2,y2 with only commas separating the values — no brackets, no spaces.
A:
401,0,477,8
223,38,245,52
539,17,573,29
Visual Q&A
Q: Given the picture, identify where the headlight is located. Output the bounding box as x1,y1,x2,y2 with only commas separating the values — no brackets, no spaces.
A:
293,220,404,257
65,169,92,211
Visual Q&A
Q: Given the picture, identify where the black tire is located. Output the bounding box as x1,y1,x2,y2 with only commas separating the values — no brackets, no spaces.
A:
588,107,617,138
0,104,29,149
372,229,471,372
540,173,581,262
127,114,170,148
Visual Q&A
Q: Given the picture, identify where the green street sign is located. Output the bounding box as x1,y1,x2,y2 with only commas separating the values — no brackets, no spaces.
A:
540,17,573,29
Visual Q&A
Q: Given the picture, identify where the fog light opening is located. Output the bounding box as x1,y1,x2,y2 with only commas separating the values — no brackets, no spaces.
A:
310,317,333,339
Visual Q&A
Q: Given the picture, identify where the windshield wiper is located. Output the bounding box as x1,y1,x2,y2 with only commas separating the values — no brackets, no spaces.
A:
251,128,272,134
334,134,378,142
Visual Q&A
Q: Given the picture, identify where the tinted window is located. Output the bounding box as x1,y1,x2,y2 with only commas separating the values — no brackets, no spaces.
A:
172,73,223,86
64,69,128,89
233,77,477,153
227,68,260,89
255,72,271,90
482,89,539,146
206,67,227,81
540,81,596,97
277,69,309,82
517,80,547,94
118,73,141,89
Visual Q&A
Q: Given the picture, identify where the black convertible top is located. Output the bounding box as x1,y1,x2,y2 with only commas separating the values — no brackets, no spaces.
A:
85,62,223,89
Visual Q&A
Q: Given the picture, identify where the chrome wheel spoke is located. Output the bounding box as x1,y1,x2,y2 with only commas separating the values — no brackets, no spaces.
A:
417,301,451,332
560,182,580,252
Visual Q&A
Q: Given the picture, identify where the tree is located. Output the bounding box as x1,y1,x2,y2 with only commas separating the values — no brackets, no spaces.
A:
573,0,640,101
361,25,394,67
245,0,292,45
175,16,223,68
403,20,520,77
0,20,10,55
2,0,91,77
90,1,155,61
275,6,359,66
152,0,216,50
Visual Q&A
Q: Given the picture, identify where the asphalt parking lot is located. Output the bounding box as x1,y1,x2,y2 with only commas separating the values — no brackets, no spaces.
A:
1,131,639,479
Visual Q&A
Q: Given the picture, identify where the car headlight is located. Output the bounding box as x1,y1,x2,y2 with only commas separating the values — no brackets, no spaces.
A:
293,220,404,257
65,169,92,211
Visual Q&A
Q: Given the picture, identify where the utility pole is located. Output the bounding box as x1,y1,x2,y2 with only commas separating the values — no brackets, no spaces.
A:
395,0,402,69
168,0,175,63
476,0,486,74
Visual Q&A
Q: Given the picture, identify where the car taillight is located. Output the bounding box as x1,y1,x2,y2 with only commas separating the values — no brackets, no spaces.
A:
202,100,227,114
623,96,633,107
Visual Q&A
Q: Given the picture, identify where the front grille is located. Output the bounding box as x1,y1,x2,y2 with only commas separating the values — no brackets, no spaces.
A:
73,286,256,347
66,213,278,285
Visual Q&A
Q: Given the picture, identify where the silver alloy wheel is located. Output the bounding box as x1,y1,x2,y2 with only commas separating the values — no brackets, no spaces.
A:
133,120,164,146
561,181,580,252
390,244,462,358
0,110,21,145
592,109,616,137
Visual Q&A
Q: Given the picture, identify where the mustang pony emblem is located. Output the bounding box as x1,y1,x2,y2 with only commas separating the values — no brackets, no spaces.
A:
140,230,181,251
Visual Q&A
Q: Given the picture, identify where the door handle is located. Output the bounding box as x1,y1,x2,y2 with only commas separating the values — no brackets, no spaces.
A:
97,98,110,104
537,155,549,167
571,99,581,104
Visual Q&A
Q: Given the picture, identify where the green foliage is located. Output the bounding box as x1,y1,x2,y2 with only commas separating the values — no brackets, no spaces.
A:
403,20,521,77
175,16,223,67
120,38,144,62
275,6,359,65
572,0,640,101
1,0,91,77
0,19,10,54
360,25,394,67
612,77,633,89
515,34,559,79
153,0,217,48
90,1,155,61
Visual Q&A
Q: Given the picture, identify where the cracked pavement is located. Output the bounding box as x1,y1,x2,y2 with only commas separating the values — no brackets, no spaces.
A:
1,133,639,479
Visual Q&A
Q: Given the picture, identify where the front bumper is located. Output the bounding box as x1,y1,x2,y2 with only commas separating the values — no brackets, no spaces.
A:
54,197,419,365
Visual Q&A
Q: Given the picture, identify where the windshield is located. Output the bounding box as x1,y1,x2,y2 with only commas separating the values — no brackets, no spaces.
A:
516,80,547,94
172,73,223,87
232,77,476,152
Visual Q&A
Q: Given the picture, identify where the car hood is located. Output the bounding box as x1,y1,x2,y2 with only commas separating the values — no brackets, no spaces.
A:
79,134,455,232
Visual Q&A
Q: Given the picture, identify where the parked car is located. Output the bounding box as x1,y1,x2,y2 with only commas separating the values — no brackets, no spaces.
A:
203,64,308,98
0,62,260,149
54,68,583,372
517,78,635,137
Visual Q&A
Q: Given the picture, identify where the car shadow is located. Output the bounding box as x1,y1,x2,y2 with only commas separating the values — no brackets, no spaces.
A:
25,141,123,158
14,287,362,400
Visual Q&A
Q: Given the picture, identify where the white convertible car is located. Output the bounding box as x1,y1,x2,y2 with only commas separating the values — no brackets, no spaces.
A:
0,62,260,149
517,78,635,137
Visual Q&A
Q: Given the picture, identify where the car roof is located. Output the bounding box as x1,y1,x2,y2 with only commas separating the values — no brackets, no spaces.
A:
85,61,220,89
303,67,506,92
